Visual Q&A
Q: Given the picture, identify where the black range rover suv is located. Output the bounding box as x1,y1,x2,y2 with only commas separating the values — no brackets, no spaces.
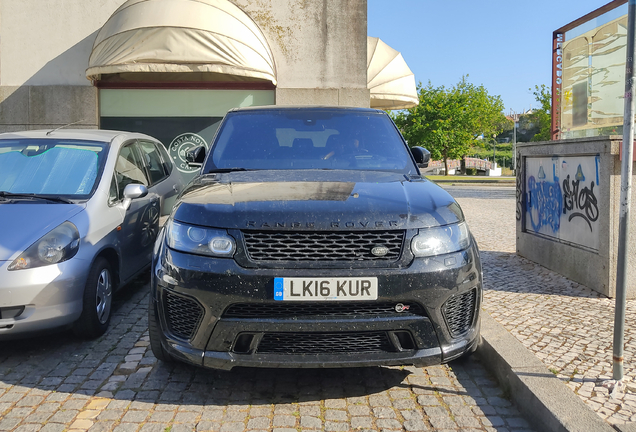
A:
149,106,482,370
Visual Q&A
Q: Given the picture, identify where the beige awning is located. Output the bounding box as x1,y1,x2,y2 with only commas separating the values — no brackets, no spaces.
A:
86,0,277,85
367,37,418,110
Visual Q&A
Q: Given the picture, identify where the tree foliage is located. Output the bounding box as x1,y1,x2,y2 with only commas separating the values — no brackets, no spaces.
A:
393,76,506,175
528,84,551,142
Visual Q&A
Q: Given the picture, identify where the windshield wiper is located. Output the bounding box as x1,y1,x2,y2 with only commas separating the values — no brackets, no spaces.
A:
207,168,252,173
0,191,74,204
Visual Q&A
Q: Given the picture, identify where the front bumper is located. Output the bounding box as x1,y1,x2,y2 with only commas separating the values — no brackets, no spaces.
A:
0,259,88,338
150,243,482,370
157,320,481,371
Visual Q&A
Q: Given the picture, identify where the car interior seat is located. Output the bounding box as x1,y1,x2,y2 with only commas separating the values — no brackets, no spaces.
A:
291,138,314,159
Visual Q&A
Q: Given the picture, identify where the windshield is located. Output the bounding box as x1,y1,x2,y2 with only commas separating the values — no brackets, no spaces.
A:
205,109,416,173
0,138,108,198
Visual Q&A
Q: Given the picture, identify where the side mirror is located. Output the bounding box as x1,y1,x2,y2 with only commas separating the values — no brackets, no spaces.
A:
122,184,148,210
411,146,431,168
185,146,206,167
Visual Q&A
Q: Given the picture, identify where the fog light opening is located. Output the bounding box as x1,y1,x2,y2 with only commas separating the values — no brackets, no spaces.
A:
0,306,25,320
233,334,255,353
393,331,416,351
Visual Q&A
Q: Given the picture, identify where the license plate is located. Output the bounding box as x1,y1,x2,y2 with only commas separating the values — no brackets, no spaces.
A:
274,277,378,301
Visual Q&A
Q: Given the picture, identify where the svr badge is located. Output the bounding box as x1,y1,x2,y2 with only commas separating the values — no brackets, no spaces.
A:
169,133,208,174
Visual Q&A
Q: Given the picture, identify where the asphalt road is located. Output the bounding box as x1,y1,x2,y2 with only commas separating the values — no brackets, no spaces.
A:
440,185,516,200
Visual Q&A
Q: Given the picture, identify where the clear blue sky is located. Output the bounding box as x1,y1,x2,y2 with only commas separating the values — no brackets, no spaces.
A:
368,0,615,114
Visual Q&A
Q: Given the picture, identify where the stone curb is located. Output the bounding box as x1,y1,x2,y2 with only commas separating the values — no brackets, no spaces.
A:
476,311,615,432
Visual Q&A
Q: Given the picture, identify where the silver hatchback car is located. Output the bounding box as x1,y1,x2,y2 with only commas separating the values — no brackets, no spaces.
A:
0,129,185,339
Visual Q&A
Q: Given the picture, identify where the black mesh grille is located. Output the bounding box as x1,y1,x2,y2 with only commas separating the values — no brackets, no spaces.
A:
242,230,404,262
443,289,477,337
164,290,204,340
223,302,426,318
257,332,394,354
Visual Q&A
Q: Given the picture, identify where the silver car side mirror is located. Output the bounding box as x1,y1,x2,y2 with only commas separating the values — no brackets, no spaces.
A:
122,184,148,210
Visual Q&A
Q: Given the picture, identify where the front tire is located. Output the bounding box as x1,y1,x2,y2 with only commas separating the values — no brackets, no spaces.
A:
148,296,172,363
73,257,113,338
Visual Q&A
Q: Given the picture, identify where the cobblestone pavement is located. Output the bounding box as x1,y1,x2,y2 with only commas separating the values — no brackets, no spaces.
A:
0,192,536,431
448,185,636,427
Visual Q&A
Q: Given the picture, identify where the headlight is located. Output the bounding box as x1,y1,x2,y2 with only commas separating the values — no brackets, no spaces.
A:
165,220,236,257
8,221,80,271
411,222,470,257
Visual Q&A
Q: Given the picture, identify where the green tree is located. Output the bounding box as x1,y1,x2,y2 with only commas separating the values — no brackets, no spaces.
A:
393,76,506,175
528,84,551,142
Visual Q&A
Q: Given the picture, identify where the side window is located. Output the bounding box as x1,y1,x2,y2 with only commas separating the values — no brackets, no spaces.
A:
155,141,173,175
108,175,119,206
138,140,168,185
114,143,149,200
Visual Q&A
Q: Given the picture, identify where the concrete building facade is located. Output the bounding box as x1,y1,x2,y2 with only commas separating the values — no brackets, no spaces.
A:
0,0,378,179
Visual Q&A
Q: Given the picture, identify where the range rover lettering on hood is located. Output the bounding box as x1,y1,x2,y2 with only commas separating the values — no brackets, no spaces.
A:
246,220,400,228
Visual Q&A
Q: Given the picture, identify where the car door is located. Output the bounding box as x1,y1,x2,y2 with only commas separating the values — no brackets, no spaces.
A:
110,141,159,281
137,139,182,223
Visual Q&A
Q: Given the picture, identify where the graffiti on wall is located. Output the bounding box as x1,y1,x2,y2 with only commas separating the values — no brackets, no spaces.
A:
562,167,599,231
527,165,563,233
524,155,600,250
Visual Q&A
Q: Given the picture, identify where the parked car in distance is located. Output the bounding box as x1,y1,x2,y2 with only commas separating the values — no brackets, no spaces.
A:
149,106,482,370
0,129,186,339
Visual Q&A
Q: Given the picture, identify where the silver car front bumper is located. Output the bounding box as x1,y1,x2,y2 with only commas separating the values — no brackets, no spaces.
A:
0,258,90,337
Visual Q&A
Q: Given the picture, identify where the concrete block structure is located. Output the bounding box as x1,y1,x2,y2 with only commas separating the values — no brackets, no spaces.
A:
516,136,636,298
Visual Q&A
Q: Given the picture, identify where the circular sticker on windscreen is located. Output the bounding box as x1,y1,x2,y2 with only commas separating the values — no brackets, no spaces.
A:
168,133,208,173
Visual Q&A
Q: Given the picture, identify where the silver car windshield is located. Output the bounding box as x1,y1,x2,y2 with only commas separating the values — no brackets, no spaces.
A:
0,139,108,198
206,110,415,173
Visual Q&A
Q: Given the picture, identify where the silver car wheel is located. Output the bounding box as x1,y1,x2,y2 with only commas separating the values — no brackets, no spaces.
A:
95,268,112,325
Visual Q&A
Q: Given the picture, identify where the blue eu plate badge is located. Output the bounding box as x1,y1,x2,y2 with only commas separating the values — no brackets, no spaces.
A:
274,278,284,300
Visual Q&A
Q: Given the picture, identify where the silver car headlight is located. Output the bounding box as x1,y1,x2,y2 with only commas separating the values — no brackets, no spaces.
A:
166,219,236,257
411,221,470,257
8,221,80,271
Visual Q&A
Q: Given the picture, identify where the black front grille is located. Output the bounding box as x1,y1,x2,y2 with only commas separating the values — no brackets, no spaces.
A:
242,230,404,262
443,289,477,337
223,302,426,318
164,290,204,340
257,332,394,354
